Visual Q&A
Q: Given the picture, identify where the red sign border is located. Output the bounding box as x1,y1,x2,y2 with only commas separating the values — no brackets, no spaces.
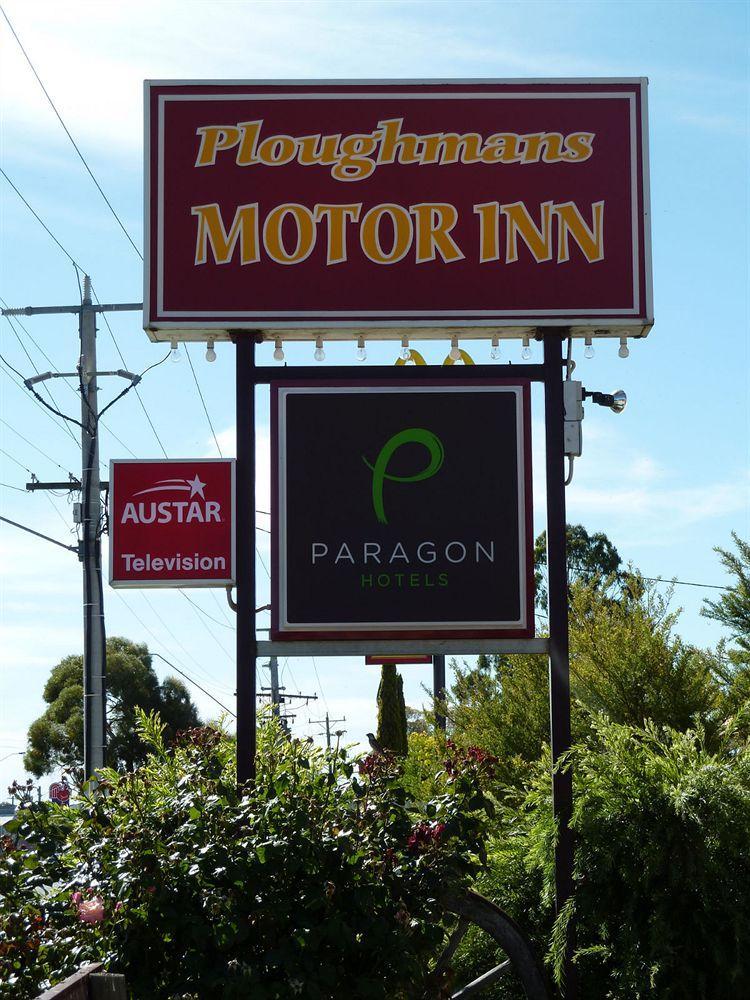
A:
144,77,652,337
109,458,237,589
270,379,534,642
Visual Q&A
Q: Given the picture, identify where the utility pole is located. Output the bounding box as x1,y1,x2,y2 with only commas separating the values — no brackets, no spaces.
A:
80,276,106,780
2,291,142,783
310,712,346,750
258,656,317,733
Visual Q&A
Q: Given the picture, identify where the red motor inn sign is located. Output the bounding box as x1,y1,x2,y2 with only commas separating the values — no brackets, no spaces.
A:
144,79,652,338
109,459,235,588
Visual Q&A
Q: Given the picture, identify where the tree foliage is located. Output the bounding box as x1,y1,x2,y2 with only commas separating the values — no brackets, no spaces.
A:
535,523,622,610
447,576,724,787
376,663,408,755
1,714,497,999
24,637,200,780
457,718,750,998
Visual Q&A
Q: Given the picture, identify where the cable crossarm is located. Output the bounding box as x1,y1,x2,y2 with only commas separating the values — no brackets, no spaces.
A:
0,513,78,553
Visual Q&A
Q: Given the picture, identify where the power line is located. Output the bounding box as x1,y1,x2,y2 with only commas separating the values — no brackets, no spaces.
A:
110,590,235,718
0,299,133,465
0,167,85,272
641,576,728,592
1,310,79,446
91,286,169,458
0,7,142,260
138,591,234,693
179,590,234,630
0,481,27,492
309,656,329,713
177,590,235,661
0,447,32,475
0,417,76,477
150,653,236,719
184,343,223,457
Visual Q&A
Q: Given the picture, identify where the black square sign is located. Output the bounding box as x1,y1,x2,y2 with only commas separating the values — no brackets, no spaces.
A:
271,381,533,640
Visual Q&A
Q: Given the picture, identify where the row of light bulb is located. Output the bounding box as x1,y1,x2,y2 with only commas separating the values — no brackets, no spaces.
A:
167,334,631,364
271,333,631,362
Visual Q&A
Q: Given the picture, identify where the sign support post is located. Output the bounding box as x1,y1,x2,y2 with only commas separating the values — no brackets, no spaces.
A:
433,654,447,732
235,337,257,782
543,331,578,997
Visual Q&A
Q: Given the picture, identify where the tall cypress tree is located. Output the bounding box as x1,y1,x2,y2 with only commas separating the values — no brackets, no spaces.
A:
376,663,408,755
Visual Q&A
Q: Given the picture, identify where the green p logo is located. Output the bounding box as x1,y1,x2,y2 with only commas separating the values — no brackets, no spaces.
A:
363,428,445,524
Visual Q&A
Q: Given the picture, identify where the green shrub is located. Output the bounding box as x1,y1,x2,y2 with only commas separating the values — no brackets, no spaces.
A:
0,714,495,999
455,718,750,998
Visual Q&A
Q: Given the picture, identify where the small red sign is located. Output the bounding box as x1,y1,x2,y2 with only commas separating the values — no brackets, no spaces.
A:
49,781,70,805
365,655,433,665
109,459,235,588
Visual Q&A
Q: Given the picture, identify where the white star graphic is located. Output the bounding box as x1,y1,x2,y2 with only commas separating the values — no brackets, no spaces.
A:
187,474,207,498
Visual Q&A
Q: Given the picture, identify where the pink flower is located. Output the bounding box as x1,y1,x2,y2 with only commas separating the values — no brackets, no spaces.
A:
78,896,105,924
71,891,82,905
114,901,124,913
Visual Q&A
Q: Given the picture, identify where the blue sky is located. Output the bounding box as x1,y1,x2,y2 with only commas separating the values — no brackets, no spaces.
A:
1,0,748,796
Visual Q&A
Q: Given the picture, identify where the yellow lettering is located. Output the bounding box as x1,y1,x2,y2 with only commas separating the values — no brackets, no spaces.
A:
332,134,380,181
236,121,262,165
563,132,595,163
194,126,241,167
360,204,413,264
501,201,553,263
421,132,482,165
480,133,522,164
263,204,316,265
192,203,259,265
257,135,296,166
377,119,420,165
314,204,362,264
297,134,341,166
473,202,500,262
409,203,464,263
553,201,605,263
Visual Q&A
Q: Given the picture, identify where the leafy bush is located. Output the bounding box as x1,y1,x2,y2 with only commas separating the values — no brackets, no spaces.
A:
454,717,750,998
0,714,496,999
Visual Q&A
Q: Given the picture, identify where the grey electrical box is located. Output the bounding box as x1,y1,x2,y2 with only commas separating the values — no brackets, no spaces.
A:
73,502,83,524
563,380,584,457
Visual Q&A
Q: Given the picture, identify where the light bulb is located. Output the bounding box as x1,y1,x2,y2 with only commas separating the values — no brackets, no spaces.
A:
400,337,411,361
490,337,500,360
449,336,461,361
584,336,595,359
356,335,367,362
170,338,181,364
314,336,325,362
273,337,285,362
205,339,216,363
521,336,532,361
618,337,630,359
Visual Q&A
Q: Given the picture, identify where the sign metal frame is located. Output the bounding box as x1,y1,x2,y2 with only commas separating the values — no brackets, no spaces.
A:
144,78,652,342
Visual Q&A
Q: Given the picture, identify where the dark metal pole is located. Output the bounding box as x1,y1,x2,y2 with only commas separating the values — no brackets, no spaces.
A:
433,654,446,732
543,332,578,997
236,338,257,782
